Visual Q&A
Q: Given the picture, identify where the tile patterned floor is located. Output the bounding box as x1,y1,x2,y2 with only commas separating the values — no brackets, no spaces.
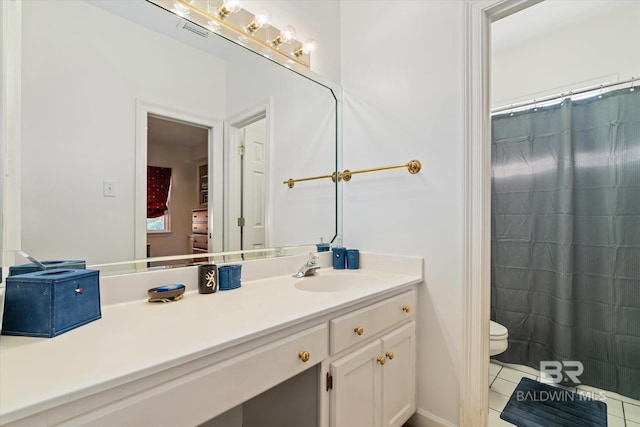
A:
489,361,640,427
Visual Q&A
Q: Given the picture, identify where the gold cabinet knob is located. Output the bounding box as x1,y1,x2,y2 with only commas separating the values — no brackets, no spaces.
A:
386,352,394,360
377,356,386,365
298,351,310,363
402,305,411,313
354,326,364,336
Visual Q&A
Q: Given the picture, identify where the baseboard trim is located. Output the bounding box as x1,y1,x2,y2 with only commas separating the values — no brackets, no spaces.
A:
407,408,458,427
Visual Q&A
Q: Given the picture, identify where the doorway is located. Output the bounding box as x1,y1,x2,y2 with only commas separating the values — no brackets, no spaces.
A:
486,2,640,425
135,101,223,263
225,102,271,259
146,115,208,264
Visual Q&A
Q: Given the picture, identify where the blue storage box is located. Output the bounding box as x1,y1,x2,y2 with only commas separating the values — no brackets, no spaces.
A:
218,264,241,291
1,269,101,338
9,260,86,276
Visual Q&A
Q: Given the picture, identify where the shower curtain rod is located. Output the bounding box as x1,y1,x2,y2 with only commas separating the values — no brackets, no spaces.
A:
492,77,637,115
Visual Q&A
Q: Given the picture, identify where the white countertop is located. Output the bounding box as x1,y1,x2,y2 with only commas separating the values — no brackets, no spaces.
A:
0,265,421,424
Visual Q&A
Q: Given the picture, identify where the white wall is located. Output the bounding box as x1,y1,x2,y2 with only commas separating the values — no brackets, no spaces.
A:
20,0,225,264
340,2,464,426
492,2,640,106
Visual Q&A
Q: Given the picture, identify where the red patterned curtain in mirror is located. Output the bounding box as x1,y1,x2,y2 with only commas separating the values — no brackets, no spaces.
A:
147,166,172,218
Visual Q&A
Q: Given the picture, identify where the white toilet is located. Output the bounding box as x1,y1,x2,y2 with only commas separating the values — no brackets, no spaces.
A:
490,320,509,356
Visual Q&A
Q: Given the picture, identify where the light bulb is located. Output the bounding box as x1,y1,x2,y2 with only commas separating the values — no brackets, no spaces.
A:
225,0,241,11
217,0,241,18
255,9,271,27
302,38,317,54
294,38,317,57
246,9,272,33
272,25,297,48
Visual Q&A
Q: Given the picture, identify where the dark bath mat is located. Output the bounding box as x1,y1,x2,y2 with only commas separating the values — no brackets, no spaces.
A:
500,377,607,427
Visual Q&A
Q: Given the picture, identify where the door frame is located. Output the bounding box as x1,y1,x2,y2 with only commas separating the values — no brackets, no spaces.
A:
224,98,274,253
135,101,223,260
0,0,22,267
461,1,542,426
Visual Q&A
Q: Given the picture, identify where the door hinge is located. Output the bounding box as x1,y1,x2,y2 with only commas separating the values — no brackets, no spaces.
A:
237,217,245,227
326,373,333,391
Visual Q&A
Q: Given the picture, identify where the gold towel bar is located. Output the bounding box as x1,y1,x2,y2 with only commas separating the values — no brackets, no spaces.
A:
340,160,421,182
283,160,421,188
283,172,338,189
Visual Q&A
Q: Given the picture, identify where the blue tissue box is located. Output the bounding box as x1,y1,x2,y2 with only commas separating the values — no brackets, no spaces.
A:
218,264,241,291
2,269,101,338
9,260,86,276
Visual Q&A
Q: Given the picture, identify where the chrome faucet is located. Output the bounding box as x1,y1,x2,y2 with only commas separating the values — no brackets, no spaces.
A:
293,253,321,278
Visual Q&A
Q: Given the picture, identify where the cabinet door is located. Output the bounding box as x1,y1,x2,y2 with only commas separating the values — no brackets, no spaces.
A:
381,322,416,427
330,340,383,427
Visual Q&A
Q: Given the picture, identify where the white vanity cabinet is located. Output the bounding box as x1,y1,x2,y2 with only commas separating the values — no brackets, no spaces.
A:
325,290,417,427
1,257,423,427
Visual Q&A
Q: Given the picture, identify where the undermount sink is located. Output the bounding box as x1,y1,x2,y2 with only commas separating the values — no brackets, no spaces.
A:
294,273,379,292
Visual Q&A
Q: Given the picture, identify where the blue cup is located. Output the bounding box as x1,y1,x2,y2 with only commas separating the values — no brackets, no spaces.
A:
332,248,346,269
346,249,360,269
218,264,242,290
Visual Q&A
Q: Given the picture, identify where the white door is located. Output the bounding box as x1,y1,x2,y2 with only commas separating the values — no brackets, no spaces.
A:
240,119,266,252
381,322,416,427
330,340,382,427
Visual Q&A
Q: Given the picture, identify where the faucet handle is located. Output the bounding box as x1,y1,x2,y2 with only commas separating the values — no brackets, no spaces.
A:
308,252,319,264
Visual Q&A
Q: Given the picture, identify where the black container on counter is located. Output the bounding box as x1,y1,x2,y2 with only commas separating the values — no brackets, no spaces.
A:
198,264,218,294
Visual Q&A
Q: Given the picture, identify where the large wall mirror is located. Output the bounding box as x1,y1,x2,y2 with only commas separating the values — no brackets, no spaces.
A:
11,0,339,272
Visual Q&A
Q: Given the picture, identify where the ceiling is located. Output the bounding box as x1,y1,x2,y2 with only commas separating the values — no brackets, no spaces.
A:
147,115,208,148
492,0,639,52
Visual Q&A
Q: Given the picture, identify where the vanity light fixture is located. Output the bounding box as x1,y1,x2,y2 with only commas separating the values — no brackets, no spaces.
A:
149,0,316,68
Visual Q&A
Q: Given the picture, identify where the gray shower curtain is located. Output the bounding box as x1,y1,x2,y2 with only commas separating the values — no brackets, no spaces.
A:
491,87,640,400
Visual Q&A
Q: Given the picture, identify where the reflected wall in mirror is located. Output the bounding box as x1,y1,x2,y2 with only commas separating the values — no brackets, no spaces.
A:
17,0,338,267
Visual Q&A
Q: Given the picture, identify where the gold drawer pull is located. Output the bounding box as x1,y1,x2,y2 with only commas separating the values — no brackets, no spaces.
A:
386,352,394,360
377,356,386,365
354,326,364,336
298,351,310,363
402,305,411,313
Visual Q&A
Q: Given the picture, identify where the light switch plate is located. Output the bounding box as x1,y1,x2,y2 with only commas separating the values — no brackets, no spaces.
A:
103,180,117,197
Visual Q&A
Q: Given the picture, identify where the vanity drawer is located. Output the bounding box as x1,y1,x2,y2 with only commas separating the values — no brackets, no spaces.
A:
192,222,208,234
330,290,415,354
64,323,329,427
